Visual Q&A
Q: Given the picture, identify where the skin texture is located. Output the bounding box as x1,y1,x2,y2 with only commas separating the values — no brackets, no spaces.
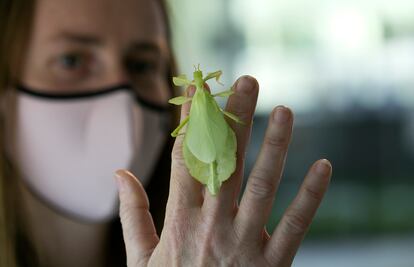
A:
15,0,169,266
116,76,332,266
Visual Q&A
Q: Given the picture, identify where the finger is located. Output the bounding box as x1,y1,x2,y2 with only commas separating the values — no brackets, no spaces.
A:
169,86,203,208
265,159,332,266
116,169,159,266
202,76,259,216
234,106,293,242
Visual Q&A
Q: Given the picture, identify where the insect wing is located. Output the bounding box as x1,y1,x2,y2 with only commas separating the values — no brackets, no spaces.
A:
185,89,228,163
183,125,237,195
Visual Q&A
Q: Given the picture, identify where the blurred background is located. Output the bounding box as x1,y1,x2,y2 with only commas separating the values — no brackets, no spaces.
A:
168,0,414,266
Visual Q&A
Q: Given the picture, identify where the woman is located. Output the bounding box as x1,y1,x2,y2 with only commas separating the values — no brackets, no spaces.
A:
0,0,332,266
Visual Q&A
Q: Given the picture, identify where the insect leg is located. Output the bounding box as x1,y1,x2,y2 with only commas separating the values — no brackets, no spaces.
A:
212,87,234,98
171,115,190,137
221,109,245,125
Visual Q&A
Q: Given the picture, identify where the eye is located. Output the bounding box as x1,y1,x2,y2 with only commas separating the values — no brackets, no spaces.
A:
125,58,157,75
50,51,95,83
58,53,86,70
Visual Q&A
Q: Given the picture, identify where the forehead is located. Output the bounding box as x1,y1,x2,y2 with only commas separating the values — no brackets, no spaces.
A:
33,0,166,46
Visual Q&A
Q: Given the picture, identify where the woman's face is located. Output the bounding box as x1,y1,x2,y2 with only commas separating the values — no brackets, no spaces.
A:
10,0,172,223
21,0,170,104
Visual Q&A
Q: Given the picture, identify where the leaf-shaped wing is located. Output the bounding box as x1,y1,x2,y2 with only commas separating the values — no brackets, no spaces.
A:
184,89,228,163
183,126,237,195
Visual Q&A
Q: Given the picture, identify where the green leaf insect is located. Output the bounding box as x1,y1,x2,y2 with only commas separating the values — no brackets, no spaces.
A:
168,66,243,195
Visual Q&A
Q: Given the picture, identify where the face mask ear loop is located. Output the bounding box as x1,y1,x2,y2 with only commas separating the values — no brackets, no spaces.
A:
134,94,170,113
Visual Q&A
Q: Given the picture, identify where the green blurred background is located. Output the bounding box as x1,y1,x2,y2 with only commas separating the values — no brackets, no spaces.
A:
167,0,414,266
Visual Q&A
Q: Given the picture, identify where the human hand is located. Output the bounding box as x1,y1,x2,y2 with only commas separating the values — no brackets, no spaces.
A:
115,76,332,266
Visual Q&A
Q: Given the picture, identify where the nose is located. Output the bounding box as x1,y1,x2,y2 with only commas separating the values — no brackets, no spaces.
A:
104,58,131,86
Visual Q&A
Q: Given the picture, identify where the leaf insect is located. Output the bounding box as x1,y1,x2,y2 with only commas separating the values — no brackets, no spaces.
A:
168,65,243,195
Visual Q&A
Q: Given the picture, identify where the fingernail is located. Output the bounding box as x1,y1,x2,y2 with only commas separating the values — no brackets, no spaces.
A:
274,106,290,124
236,76,257,94
115,170,128,192
316,159,331,176
187,86,196,97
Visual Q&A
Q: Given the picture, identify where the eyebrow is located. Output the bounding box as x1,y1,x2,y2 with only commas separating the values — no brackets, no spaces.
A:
130,42,162,54
51,32,167,56
128,41,170,61
52,32,104,46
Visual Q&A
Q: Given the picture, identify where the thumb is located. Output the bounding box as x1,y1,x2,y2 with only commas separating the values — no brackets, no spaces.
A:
115,169,159,266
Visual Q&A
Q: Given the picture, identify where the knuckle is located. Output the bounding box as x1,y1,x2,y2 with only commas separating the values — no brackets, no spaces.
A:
228,106,252,124
119,202,132,220
129,256,150,267
163,212,193,249
247,170,276,201
303,185,324,202
119,204,140,230
283,212,309,236
171,140,185,162
264,134,288,149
